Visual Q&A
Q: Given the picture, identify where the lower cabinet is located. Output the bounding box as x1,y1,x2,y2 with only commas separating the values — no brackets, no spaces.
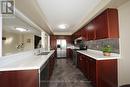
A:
89,57,96,86
67,48,73,59
77,52,117,87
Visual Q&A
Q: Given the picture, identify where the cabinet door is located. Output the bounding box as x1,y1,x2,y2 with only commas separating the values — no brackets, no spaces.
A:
67,49,70,58
95,11,108,39
67,49,72,59
81,28,88,40
50,36,56,50
98,60,118,87
77,53,82,70
89,58,96,87
87,21,96,40
84,56,89,79
81,55,86,74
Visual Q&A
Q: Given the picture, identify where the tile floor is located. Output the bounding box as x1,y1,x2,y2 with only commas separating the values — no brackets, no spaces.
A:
48,59,93,87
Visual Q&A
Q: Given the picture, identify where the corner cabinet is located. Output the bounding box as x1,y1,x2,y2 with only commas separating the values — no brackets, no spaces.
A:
77,52,118,87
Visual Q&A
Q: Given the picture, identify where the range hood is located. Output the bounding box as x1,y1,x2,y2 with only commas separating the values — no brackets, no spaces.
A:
74,37,83,45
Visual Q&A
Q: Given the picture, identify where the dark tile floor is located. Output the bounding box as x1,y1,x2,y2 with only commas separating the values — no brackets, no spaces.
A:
48,59,93,87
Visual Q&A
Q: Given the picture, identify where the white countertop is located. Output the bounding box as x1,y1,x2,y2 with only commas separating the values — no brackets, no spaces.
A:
77,49,120,60
0,50,55,71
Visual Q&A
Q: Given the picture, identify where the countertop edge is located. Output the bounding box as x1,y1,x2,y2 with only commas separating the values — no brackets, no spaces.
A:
0,50,55,71
77,49,120,60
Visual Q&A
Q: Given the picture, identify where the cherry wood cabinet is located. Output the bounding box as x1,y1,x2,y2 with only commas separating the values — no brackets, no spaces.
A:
77,52,117,87
97,60,118,87
50,35,57,50
81,28,88,40
89,57,96,86
86,20,96,40
0,70,39,87
95,8,119,39
71,8,119,42
67,48,73,59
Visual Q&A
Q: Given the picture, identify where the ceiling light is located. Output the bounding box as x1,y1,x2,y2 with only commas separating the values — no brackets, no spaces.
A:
58,24,67,29
16,28,27,32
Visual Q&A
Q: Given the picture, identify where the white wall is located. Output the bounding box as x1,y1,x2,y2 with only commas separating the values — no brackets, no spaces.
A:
118,1,130,86
23,34,34,51
2,30,35,56
2,31,20,56
0,15,2,57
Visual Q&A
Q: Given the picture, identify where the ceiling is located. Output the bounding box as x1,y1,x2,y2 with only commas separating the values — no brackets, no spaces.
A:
37,0,101,35
15,0,129,35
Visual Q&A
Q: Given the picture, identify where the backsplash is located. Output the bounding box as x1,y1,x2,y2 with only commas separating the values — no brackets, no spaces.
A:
85,38,120,53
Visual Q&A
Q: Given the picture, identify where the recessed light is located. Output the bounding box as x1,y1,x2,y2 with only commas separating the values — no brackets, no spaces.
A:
58,24,68,29
16,28,27,32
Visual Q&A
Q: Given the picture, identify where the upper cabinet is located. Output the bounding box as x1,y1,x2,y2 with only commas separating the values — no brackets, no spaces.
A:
95,8,119,39
81,27,88,40
87,20,96,40
72,8,119,41
50,35,56,50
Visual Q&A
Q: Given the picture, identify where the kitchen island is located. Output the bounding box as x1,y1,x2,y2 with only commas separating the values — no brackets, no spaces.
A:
0,50,56,87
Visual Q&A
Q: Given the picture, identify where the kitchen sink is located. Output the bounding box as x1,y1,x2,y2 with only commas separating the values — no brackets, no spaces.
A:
37,52,50,56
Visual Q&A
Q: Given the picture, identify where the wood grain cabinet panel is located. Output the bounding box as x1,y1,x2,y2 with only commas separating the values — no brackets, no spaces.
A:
77,52,118,87
67,48,73,59
50,35,57,50
0,70,39,87
89,57,96,87
97,60,118,87
95,8,119,39
72,8,119,41
81,28,88,40
87,20,96,40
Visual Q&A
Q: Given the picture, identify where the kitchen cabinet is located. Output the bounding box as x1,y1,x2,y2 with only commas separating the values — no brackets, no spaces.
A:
77,53,87,74
67,48,73,59
50,35,57,50
77,52,117,87
87,20,96,40
71,8,119,42
95,8,119,39
89,57,96,86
